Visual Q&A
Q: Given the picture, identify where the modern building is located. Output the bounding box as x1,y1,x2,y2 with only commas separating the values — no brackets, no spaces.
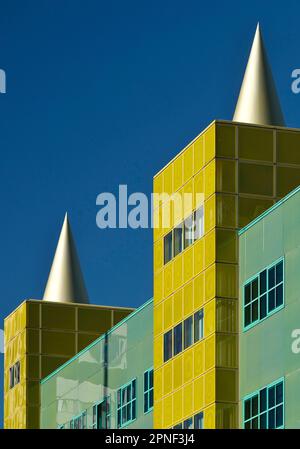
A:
152,25,300,429
4,24,300,429
40,298,153,429
4,215,133,429
239,185,300,429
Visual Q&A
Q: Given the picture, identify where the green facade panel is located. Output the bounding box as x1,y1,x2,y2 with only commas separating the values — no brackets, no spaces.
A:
239,186,300,428
40,299,153,429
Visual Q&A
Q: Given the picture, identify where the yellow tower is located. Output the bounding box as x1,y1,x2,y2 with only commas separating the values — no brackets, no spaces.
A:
4,215,134,429
153,26,300,429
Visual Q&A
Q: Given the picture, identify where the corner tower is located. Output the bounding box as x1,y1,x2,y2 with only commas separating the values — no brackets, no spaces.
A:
153,25,300,429
4,215,134,428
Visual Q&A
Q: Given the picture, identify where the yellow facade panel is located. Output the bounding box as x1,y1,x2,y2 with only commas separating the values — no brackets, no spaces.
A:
204,195,216,233
204,264,216,303
216,334,238,369
163,296,173,331
163,395,173,428
277,165,300,198
194,135,204,174
173,254,183,291
194,375,204,412
173,389,183,424
173,154,183,192
183,348,194,384
183,246,193,283
154,367,163,402
204,369,216,406
204,124,215,165
163,263,173,298
204,160,216,199
154,335,163,368
216,123,236,159
183,382,193,418
173,354,183,390
216,228,238,264
183,281,193,317
238,126,273,162
204,230,216,268
173,289,183,325
163,163,173,196
216,263,237,299
154,270,163,304
154,399,163,429
193,273,204,310
194,340,205,377
183,145,194,184
216,159,237,194
205,334,215,371
204,404,216,429
154,302,163,337
183,179,193,218
216,298,238,333
154,238,163,273
239,162,273,196
277,130,300,165
216,368,238,403
194,238,204,276
163,361,173,396
238,195,274,229
204,299,215,337
216,193,237,229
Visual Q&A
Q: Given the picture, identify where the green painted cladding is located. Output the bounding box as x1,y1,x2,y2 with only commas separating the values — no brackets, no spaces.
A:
239,187,300,428
40,299,153,429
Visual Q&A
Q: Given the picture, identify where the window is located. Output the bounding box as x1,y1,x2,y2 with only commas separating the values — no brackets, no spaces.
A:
71,411,87,429
92,397,111,429
194,206,204,240
164,330,173,362
184,316,193,349
184,215,194,248
173,225,183,257
173,323,182,356
144,369,154,413
173,411,204,429
164,231,173,264
194,309,204,342
9,361,20,389
163,206,205,265
243,379,284,429
244,259,284,330
194,412,204,429
117,379,137,428
183,418,193,429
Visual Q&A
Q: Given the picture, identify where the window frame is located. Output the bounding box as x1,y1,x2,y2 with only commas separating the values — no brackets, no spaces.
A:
243,378,284,429
92,396,111,429
243,257,285,332
116,378,137,429
143,368,154,414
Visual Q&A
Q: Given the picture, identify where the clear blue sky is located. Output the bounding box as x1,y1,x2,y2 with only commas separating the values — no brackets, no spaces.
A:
0,0,300,427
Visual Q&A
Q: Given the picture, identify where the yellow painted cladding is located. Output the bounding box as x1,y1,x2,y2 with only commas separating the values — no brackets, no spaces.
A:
4,300,134,429
153,120,300,429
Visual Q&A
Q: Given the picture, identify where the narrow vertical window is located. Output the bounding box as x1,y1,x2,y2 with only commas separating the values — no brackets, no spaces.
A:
164,330,173,362
144,368,154,413
194,309,204,343
194,412,204,429
173,323,183,356
184,316,193,349
117,379,137,428
164,231,173,264
173,224,183,257
194,206,204,240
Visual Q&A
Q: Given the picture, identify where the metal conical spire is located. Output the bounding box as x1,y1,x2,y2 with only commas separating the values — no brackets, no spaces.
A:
43,213,89,304
233,23,285,126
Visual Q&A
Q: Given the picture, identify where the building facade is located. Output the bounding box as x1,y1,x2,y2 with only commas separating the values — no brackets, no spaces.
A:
239,185,300,429
40,298,153,429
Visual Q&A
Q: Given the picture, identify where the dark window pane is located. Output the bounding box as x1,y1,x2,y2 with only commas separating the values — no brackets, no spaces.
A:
244,399,251,420
260,270,267,294
194,309,204,342
164,232,173,264
144,393,148,413
245,420,251,429
276,284,283,308
117,390,121,407
268,289,275,312
149,369,153,389
173,323,183,356
276,405,283,428
260,412,267,429
164,331,172,362
252,395,258,416
260,295,267,319
268,409,275,429
184,316,193,349
260,388,267,412
268,386,275,408
132,400,136,420
252,299,259,322
252,278,259,299
252,417,258,429
174,225,183,257
183,418,193,429
245,283,251,305
184,215,194,248
173,423,182,429
268,266,275,289
194,412,203,429
245,305,251,327
276,382,283,404
276,261,283,284
132,379,136,398
144,371,148,391
127,403,131,421
127,385,131,401
149,389,153,408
